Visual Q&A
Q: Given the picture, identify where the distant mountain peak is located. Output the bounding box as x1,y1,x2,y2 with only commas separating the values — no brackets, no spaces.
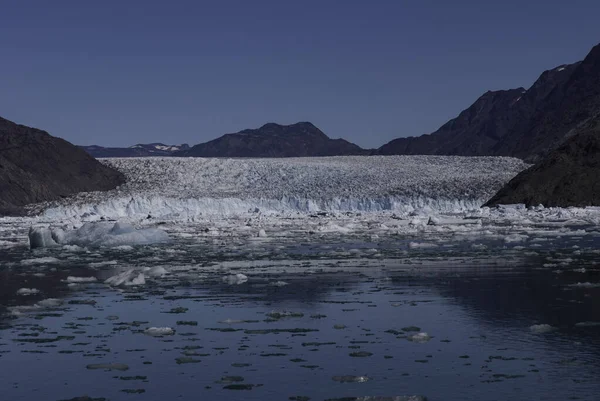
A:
378,41,600,162
177,122,367,158
81,142,189,158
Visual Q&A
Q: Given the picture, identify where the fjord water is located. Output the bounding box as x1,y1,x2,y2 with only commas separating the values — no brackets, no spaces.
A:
1,230,599,401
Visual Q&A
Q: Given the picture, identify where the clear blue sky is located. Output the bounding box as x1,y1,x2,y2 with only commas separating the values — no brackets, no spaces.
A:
1,0,599,148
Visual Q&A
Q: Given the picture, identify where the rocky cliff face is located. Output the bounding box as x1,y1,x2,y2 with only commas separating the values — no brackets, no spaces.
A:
485,119,600,207
378,43,600,163
176,122,369,158
0,116,125,215
378,88,529,156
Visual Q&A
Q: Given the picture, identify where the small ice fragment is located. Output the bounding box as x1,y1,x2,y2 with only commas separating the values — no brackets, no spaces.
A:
145,266,168,277
408,242,438,249
20,257,60,265
36,298,63,307
332,375,370,383
222,273,248,285
257,229,267,238
86,363,129,371
408,332,431,343
569,282,600,288
105,270,146,287
16,288,40,296
144,327,175,336
269,281,289,287
575,321,600,327
530,324,556,333
66,276,97,283
62,244,83,252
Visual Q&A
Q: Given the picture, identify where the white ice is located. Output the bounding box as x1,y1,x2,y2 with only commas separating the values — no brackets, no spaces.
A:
36,156,528,220
105,269,146,287
144,327,175,336
28,221,169,249
529,324,556,333
16,288,40,296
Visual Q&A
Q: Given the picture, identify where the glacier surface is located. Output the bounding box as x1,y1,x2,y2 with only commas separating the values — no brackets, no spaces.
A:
34,156,529,220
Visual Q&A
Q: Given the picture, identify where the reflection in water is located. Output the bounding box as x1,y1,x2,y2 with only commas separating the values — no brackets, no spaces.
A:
1,229,599,401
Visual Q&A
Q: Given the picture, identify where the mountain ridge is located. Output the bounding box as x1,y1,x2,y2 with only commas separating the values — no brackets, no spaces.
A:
175,121,370,158
0,116,125,215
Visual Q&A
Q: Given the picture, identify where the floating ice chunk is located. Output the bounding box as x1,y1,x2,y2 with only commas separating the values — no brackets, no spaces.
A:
36,298,63,308
408,332,431,343
105,269,146,287
21,257,60,265
530,324,556,333
269,280,289,287
28,227,59,249
219,319,247,324
409,218,424,227
62,244,83,252
427,216,442,225
575,321,600,327
16,288,40,296
569,282,600,288
332,375,370,383
66,276,97,283
144,327,175,336
257,229,268,238
144,266,168,277
222,273,248,285
28,221,169,248
504,234,528,243
408,242,438,249
89,260,118,267
86,363,129,371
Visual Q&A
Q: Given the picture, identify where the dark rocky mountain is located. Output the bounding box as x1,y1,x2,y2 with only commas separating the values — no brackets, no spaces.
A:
485,119,600,208
0,116,125,215
176,122,369,158
378,87,529,156
379,43,600,162
80,143,190,158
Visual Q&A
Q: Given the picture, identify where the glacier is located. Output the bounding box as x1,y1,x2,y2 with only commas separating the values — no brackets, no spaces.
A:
34,155,529,220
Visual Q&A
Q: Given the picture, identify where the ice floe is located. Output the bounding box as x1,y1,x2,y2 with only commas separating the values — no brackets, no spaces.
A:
16,288,40,296
529,324,556,333
222,273,248,285
66,276,97,283
144,327,175,336
105,269,146,287
28,221,169,248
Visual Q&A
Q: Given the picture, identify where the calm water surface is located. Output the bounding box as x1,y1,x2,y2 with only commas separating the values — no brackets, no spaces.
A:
1,232,599,401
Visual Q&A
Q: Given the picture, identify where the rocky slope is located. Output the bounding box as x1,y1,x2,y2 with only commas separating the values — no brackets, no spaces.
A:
0,116,125,215
80,143,190,158
485,119,600,207
379,42,600,162
176,122,369,158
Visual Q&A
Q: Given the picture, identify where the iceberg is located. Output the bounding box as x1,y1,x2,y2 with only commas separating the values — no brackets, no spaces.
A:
105,269,146,287
28,221,169,249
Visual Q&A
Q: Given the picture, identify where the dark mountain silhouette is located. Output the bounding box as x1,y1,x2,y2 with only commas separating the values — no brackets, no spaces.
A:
80,143,190,158
176,122,369,157
485,119,600,207
378,59,585,162
0,116,125,215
